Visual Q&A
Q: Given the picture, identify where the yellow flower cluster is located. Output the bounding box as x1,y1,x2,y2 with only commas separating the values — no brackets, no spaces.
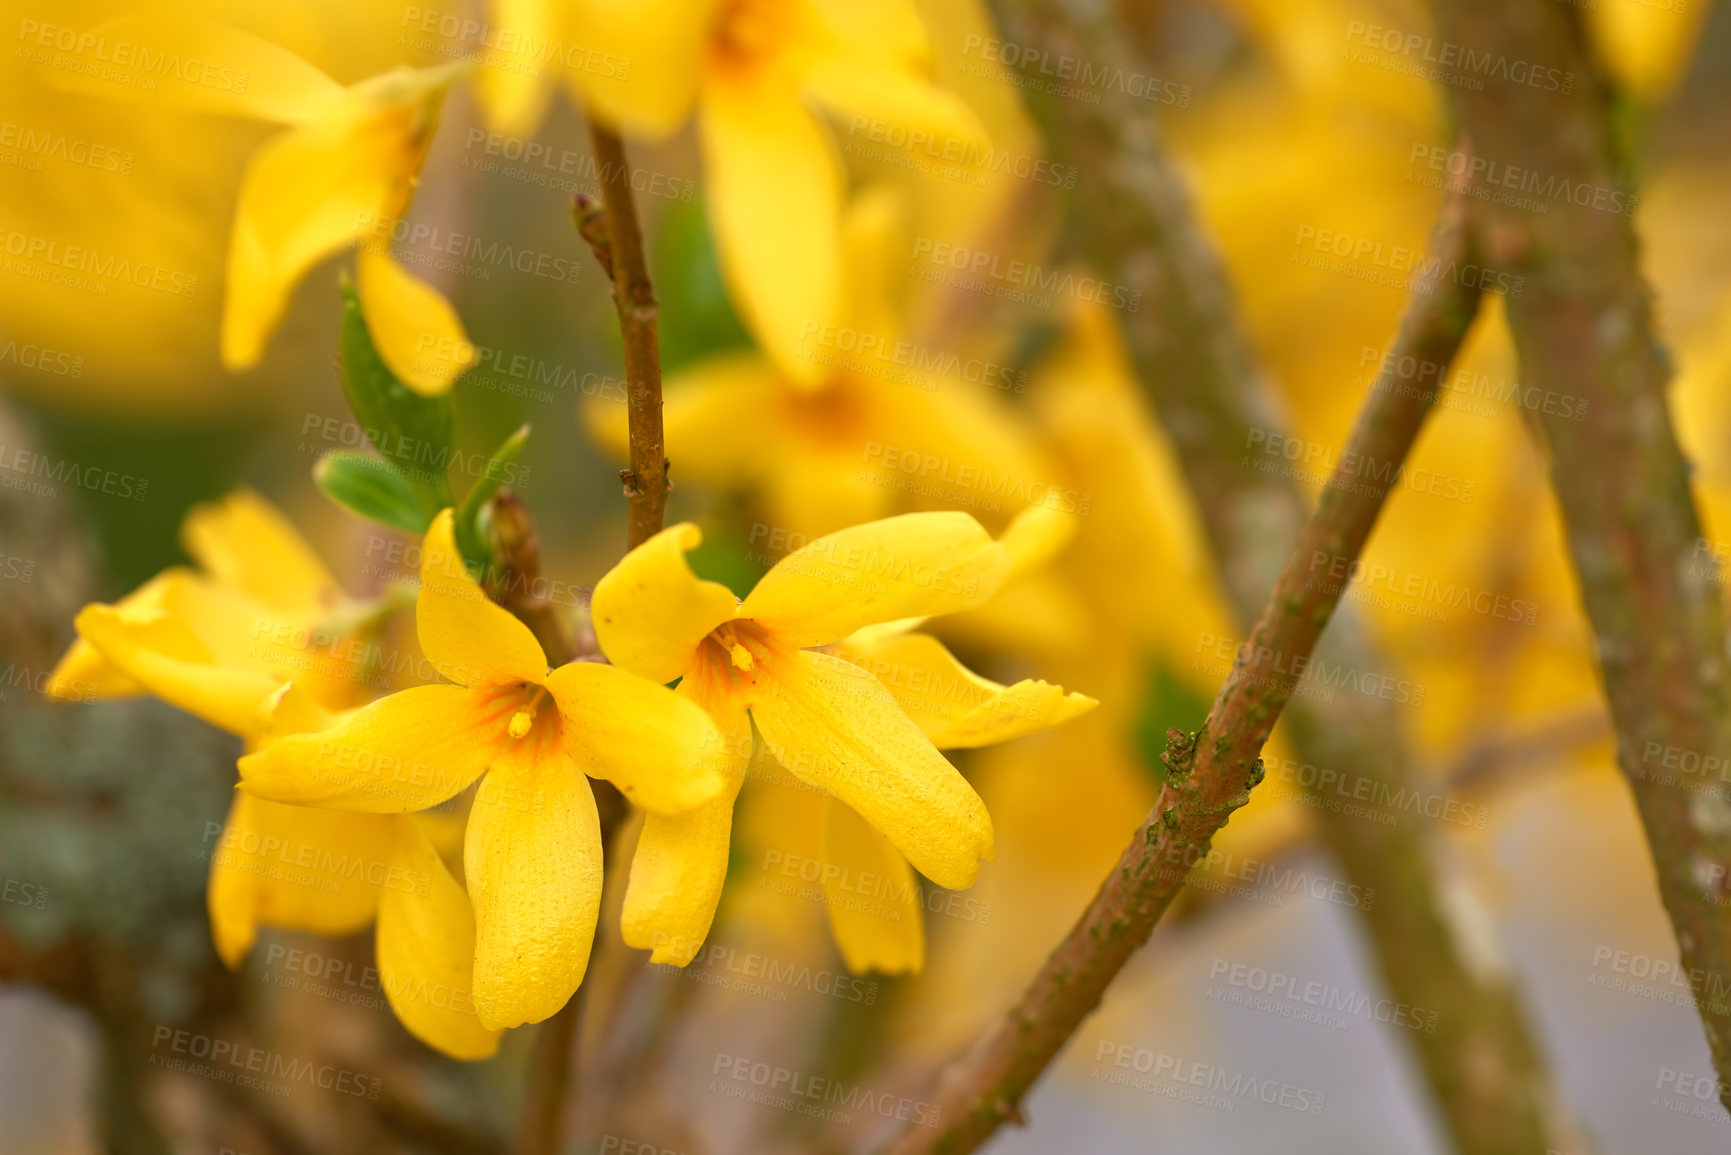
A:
52,490,1092,1056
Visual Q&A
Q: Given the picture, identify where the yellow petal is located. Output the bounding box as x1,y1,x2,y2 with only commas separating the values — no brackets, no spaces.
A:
45,638,142,701
356,248,475,397
222,63,462,370
621,690,751,965
473,0,558,136
821,799,924,975
376,816,502,1060
651,353,788,484
568,0,719,137
73,605,283,737
700,68,842,385
808,0,930,62
238,685,500,811
544,661,725,814
222,104,399,370
43,15,346,124
205,793,389,967
418,509,548,688
47,568,187,701
749,648,992,889
836,631,1096,749
590,522,740,684
466,736,602,1029
181,489,338,614
998,504,1078,576
740,512,1010,647
803,60,987,152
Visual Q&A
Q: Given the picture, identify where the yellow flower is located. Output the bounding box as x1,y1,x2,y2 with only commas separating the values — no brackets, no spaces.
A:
52,16,475,395
48,490,499,1059
552,0,986,381
590,511,1021,968
807,621,1095,972
585,185,1051,538
239,509,725,1028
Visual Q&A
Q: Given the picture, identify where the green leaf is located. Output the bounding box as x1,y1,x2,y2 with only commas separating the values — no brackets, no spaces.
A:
1132,658,1215,787
652,198,753,374
314,451,436,534
337,276,458,511
454,424,531,568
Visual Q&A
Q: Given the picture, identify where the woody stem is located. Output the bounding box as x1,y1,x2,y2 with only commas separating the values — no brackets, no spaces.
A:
584,122,669,550
515,122,669,1155
878,158,1484,1155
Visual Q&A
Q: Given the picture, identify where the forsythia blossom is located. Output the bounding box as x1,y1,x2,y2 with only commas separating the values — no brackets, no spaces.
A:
589,509,1090,969
54,16,475,394
239,510,724,1029
49,491,501,1058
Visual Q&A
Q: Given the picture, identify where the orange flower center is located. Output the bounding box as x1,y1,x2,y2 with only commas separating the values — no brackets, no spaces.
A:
481,681,556,745
691,619,774,700
712,0,788,71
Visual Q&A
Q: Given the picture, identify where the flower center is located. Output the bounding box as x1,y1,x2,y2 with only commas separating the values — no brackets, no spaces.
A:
713,0,787,71
507,684,550,742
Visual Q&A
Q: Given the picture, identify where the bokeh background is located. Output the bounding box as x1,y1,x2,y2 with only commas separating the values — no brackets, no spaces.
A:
4,0,1731,1151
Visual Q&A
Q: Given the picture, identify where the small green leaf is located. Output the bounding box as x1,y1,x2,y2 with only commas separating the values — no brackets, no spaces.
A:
454,424,531,568
337,276,457,511
314,451,436,534
652,198,752,373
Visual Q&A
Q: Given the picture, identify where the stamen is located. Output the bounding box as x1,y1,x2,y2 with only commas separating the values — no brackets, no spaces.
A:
507,684,550,741
730,643,754,671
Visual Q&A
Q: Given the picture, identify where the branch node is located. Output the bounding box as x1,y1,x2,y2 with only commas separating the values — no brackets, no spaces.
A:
571,194,612,278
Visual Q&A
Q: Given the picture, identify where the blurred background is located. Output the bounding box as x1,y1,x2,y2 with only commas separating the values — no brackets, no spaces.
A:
4,0,1731,1151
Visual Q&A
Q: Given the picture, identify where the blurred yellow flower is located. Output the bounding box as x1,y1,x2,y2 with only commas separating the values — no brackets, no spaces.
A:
586,185,1050,538
47,489,499,1059
52,15,475,395
486,0,985,380
240,509,724,1029
590,511,1016,967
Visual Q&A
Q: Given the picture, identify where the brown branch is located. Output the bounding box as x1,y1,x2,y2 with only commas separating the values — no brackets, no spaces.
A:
949,3,1581,1152
1433,0,1731,1113
512,122,671,1155
879,170,1482,1155
583,123,669,549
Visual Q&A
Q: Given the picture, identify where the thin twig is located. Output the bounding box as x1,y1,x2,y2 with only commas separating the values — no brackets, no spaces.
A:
968,2,1578,1151
878,180,1482,1155
1433,0,1731,1113
584,123,669,549
513,121,672,1155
